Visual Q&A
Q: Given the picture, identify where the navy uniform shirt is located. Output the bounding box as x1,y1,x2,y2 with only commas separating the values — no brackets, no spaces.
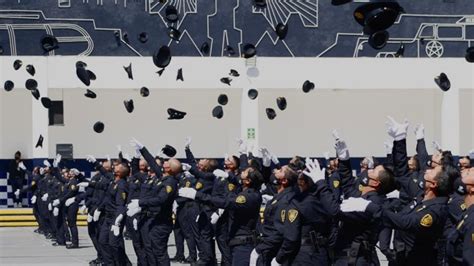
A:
447,203,474,265
59,177,79,205
99,178,128,219
138,175,178,223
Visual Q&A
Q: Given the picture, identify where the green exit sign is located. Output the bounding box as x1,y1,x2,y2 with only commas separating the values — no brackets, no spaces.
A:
247,128,256,140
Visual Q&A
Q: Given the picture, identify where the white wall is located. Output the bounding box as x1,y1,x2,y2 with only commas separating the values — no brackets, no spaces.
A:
0,56,472,159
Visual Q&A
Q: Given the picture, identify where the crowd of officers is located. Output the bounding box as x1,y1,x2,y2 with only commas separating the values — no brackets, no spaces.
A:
17,117,474,266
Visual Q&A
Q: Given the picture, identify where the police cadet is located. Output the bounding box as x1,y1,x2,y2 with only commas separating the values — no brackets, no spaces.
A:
183,140,218,266
62,168,82,249
179,165,263,266
128,138,181,266
341,117,451,265
43,159,64,245
447,167,474,265
17,163,45,233
251,163,301,266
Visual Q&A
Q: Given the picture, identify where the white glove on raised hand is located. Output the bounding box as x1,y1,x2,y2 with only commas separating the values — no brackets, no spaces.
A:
65,197,75,207
386,190,400,199
134,147,142,159
106,155,111,163
335,140,350,160
184,171,193,178
43,160,51,168
87,214,93,223
48,203,52,211
18,162,26,171
323,152,330,161
414,124,425,140
386,116,409,141
271,155,280,165
53,199,60,206
86,155,96,163
262,194,273,205
210,212,220,225
130,138,144,150
133,218,138,230
185,137,192,149
367,157,374,169
42,193,49,202
213,169,229,178
114,214,123,226
340,197,371,212
53,154,62,168
31,195,37,204
111,225,120,236
237,138,247,155
126,205,142,217
178,187,197,200
469,149,474,160
93,209,101,222
53,207,59,216
260,148,272,167
271,258,281,266
78,182,89,188
332,129,341,141
432,141,442,153
39,168,45,175
181,163,192,171
250,249,259,266
14,189,20,198
303,158,325,184
384,140,393,155
123,153,132,162
79,205,87,214
172,201,178,215
70,168,80,177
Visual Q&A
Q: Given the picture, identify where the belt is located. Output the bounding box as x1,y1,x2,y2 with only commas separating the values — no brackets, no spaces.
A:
228,235,256,247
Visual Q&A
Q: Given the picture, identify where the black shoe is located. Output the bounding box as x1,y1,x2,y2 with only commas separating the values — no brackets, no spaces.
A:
52,242,66,246
171,255,185,262
45,233,53,239
184,257,197,263
34,228,39,233
66,243,79,249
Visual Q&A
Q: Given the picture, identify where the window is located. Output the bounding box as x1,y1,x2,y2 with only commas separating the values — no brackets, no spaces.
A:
48,101,64,125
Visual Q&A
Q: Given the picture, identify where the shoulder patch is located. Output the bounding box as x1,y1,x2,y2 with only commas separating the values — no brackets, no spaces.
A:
121,192,127,200
461,203,467,211
420,214,433,227
358,184,363,192
71,184,76,190
196,182,203,190
166,185,173,193
185,181,191,188
471,233,474,243
288,209,299,223
228,183,236,191
236,195,246,204
333,180,340,188
280,210,286,223
31,181,36,186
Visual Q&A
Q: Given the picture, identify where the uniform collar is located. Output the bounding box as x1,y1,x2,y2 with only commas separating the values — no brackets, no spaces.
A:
422,196,448,206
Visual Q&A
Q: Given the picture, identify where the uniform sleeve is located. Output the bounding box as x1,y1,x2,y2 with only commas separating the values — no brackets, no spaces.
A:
60,179,79,202
275,204,301,264
131,158,140,175
462,217,474,265
338,159,360,198
114,182,128,217
140,147,162,179
312,180,340,217
383,208,439,235
139,180,174,208
416,139,430,173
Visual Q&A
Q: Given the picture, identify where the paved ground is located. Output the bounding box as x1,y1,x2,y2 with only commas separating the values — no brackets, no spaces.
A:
0,227,389,265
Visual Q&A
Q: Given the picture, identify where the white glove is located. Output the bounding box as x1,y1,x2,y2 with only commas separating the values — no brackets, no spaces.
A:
367,157,374,169
31,195,37,204
184,171,193,178
130,138,144,150
260,148,272,167
116,145,122,152
185,137,192,149
78,182,89,188
14,189,20,198
386,116,409,141
210,212,220,225
178,187,197,200
53,154,61,168
250,249,259,266
53,207,59,216
213,169,229,178
172,201,178,215
126,205,142,217
340,197,371,212
114,214,124,226
79,205,87,214
86,155,96,163
134,147,141,159
111,225,120,236
93,209,101,221
271,258,281,266
181,163,192,171
42,193,49,201
384,141,393,155
335,140,350,160
432,141,442,152
123,153,132,162
386,190,400,199
414,124,425,140
87,214,93,223
303,158,325,184
39,168,45,175
52,199,60,206
262,194,273,204
271,155,280,165
43,160,51,168
18,162,26,171
237,138,247,154
332,129,340,141
133,218,138,230
469,149,474,160
65,197,75,207
70,168,80,177
106,155,111,163
323,152,330,161
48,202,52,211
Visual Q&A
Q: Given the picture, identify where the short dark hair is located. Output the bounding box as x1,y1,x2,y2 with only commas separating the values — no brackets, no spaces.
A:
207,159,219,172
441,151,455,167
231,155,240,169
120,163,130,177
247,167,263,189
289,156,305,171
411,154,420,171
249,158,262,171
435,165,457,197
284,166,298,186
377,164,396,195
